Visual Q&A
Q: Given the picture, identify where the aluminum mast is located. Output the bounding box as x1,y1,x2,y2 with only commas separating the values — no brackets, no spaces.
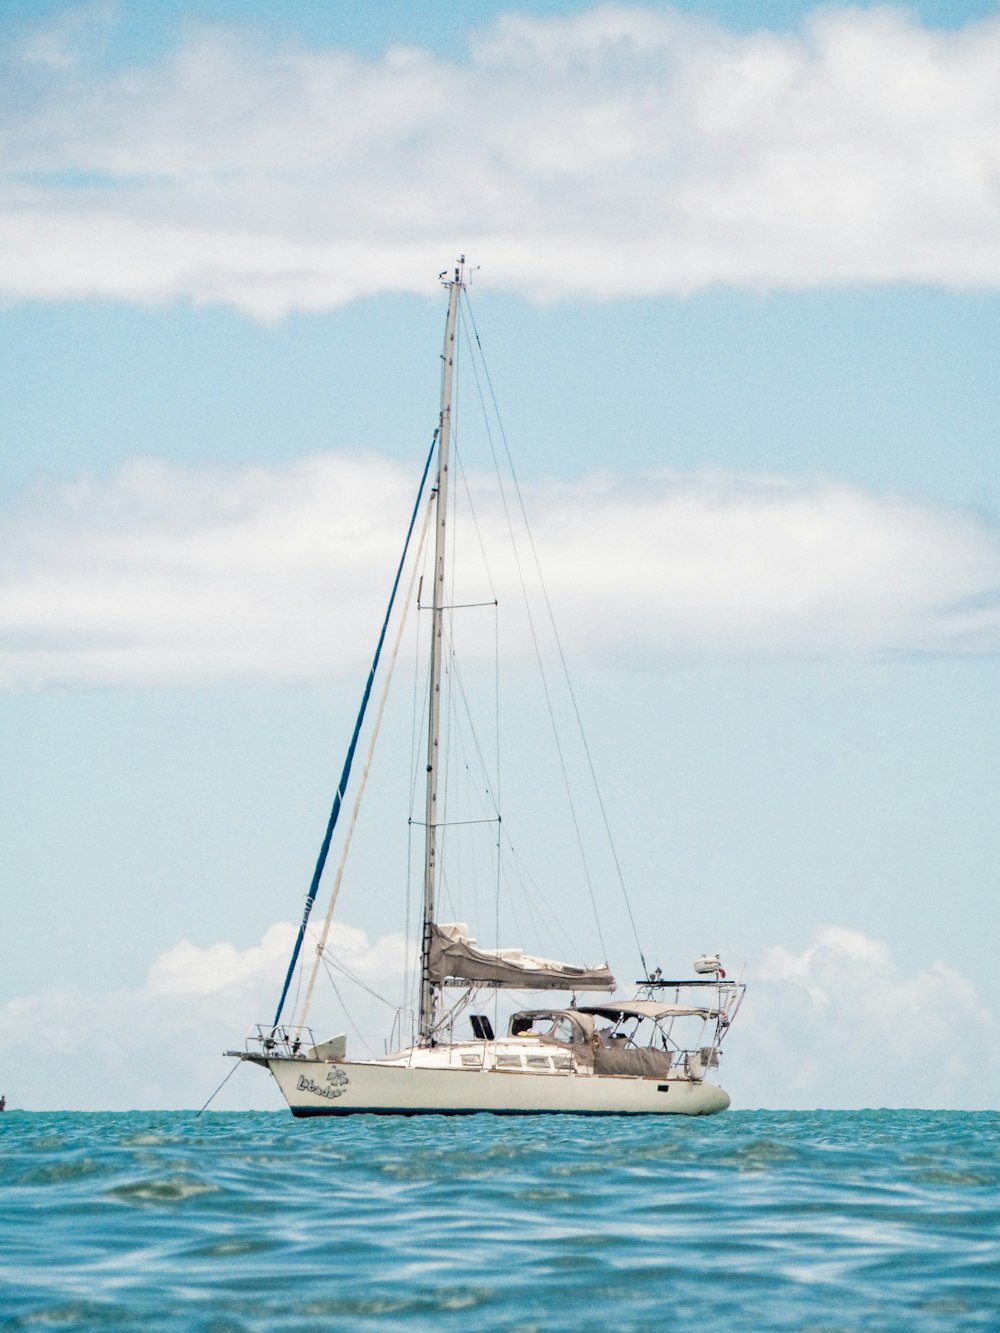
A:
418,258,464,1045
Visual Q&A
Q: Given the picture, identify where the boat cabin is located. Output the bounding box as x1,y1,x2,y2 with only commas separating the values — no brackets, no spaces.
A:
502,1000,726,1079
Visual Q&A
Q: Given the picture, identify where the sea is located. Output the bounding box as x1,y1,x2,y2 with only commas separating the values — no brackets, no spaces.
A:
1,1110,997,1331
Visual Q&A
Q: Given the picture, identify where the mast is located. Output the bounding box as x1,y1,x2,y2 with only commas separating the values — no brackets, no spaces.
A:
418,257,464,1045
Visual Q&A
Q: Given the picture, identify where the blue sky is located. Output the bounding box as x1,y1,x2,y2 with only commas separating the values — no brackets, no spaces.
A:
2,0,999,1110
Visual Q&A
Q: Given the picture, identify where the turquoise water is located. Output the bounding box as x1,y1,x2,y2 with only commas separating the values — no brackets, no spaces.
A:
1,1110,998,1330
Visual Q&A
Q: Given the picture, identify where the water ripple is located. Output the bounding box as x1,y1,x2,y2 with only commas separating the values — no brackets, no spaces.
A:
1,1110,998,1330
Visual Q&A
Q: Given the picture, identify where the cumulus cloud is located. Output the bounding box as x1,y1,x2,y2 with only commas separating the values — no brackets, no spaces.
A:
0,920,415,1110
4,6,1000,313
145,922,300,999
733,926,1000,1109
1,454,998,688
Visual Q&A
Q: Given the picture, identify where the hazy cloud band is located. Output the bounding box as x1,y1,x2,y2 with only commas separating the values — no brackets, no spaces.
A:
4,6,1000,314
2,454,998,688
2,920,995,1108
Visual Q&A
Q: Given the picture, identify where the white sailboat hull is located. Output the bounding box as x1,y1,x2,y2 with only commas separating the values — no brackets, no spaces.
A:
263,1056,731,1117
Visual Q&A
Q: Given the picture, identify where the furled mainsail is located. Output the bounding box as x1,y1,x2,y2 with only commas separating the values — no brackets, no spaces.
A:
428,923,615,992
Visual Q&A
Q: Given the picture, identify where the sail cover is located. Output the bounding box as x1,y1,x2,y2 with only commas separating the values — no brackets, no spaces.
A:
428,923,615,991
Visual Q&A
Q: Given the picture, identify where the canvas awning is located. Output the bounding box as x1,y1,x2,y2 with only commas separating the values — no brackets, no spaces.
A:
428,923,615,992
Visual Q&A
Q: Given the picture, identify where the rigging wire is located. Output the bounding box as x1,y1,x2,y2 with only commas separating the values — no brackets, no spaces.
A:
442,639,501,824
294,486,436,1032
194,1059,241,1118
320,959,377,1058
319,946,401,1009
462,293,649,978
447,437,504,948
405,566,434,1021
493,569,502,978
453,441,499,603
437,635,504,941
456,299,610,965
271,431,438,1031
497,839,583,960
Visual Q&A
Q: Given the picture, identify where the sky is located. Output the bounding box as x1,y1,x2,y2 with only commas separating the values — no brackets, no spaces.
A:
1,0,999,1112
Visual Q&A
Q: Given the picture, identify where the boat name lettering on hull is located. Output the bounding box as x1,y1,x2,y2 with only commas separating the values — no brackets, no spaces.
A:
297,1068,350,1099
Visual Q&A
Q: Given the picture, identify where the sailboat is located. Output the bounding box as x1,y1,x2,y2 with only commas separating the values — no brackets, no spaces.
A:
229,260,745,1116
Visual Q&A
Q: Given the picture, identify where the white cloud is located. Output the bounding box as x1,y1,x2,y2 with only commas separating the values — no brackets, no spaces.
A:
145,922,298,998
732,926,1000,1109
1,454,998,688
0,453,419,687
4,6,1000,313
0,920,415,1110
145,919,412,1002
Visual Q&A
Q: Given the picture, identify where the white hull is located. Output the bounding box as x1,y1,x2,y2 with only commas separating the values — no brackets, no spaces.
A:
262,1055,731,1117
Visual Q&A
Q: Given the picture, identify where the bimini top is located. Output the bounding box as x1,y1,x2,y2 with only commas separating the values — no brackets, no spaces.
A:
428,923,615,992
576,1000,724,1022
